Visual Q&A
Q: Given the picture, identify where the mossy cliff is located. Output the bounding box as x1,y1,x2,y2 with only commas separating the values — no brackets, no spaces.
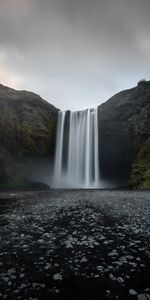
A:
129,138,150,188
128,81,150,188
98,80,150,188
0,84,58,189
1,81,150,189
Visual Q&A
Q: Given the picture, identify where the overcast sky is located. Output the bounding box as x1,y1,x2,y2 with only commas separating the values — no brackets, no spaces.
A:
0,0,150,110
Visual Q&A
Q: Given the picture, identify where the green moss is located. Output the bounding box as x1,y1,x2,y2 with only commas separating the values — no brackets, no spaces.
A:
0,177,29,189
45,119,57,154
47,120,56,137
0,111,21,153
0,109,57,156
138,138,150,159
21,124,38,155
0,111,20,129
129,137,150,188
23,136,38,154
142,168,150,188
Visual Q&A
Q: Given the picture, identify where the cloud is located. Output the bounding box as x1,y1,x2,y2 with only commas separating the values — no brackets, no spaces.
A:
0,0,150,109
0,50,21,88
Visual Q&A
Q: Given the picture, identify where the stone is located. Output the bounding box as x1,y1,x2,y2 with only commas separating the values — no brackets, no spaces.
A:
80,257,88,263
129,289,138,296
137,295,148,300
117,277,124,283
53,273,62,281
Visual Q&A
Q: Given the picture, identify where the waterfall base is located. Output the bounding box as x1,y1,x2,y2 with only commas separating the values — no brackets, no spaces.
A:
52,175,114,189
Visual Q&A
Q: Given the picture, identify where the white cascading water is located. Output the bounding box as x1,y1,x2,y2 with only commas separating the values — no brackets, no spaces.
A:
53,108,100,188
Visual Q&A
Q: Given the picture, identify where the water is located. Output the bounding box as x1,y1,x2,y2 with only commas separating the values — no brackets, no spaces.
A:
53,108,101,188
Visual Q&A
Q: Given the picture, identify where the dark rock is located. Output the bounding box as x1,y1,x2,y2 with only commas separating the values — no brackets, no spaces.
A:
1,80,150,189
98,80,150,187
28,181,50,190
0,84,58,189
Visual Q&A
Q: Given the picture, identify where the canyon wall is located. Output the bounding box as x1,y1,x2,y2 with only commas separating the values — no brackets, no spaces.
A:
0,81,150,189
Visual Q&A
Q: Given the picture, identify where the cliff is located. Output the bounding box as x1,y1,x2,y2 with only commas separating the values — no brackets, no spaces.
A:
0,84,58,188
98,80,150,188
0,81,150,189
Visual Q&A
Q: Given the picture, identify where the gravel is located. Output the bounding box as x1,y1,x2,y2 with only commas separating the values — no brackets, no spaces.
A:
0,189,150,299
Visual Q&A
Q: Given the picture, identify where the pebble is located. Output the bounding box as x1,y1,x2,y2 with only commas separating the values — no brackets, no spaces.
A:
96,266,104,271
137,295,148,300
32,283,38,290
117,277,124,283
129,289,138,296
39,283,45,288
80,257,88,263
8,269,16,274
65,241,73,248
109,274,116,280
19,283,27,289
37,239,44,244
53,273,62,281
106,290,110,295
145,289,150,293
108,250,119,257
54,263,59,267
13,290,19,294
45,264,50,270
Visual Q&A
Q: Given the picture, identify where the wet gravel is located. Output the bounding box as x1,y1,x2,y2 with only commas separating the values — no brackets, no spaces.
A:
0,189,150,300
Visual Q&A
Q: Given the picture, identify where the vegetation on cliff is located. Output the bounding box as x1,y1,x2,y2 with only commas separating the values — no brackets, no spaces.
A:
128,81,150,188
0,80,150,189
99,80,150,188
129,138,150,188
0,84,58,189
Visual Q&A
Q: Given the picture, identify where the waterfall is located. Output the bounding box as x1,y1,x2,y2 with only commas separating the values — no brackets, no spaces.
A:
53,110,66,187
53,108,100,188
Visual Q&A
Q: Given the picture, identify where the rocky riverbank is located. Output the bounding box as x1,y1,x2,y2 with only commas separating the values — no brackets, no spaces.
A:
0,190,150,299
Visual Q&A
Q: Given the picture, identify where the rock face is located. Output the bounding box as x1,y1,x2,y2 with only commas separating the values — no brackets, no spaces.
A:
0,81,150,189
98,80,150,188
0,84,58,188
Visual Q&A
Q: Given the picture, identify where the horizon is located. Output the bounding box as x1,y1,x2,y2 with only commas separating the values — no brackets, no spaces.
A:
0,80,143,112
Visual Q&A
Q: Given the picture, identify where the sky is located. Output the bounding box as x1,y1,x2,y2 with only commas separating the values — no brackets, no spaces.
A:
0,0,150,110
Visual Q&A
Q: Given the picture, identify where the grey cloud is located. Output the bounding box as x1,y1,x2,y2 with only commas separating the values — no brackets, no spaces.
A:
0,0,150,109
